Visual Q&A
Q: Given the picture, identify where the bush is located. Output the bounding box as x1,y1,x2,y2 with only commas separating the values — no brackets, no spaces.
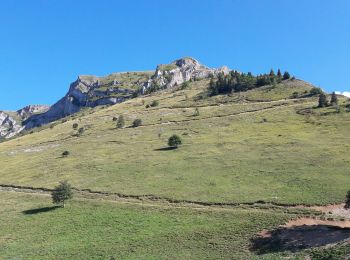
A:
62,151,70,157
132,119,142,127
168,134,182,148
51,180,73,208
150,100,159,107
72,123,79,129
193,108,200,116
117,115,125,128
78,127,84,135
181,81,190,90
310,87,323,96
291,92,299,98
112,117,118,121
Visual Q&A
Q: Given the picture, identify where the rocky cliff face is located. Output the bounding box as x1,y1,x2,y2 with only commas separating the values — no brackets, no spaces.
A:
142,57,230,93
0,105,49,139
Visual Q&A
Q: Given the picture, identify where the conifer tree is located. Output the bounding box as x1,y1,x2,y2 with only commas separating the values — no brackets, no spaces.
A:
330,92,338,106
318,93,328,108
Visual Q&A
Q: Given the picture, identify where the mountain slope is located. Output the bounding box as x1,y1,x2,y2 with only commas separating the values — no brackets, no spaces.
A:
1,76,348,205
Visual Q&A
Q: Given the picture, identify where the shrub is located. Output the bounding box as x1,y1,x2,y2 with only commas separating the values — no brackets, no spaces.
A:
181,81,190,90
132,119,142,127
150,100,159,107
78,127,85,135
193,108,200,116
72,123,79,129
112,117,118,121
291,91,299,98
62,151,70,157
117,115,125,128
51,180,73,208
168,134,182,148
310,87,323,96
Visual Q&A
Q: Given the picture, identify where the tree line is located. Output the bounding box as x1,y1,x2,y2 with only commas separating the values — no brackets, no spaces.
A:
209,69,291,96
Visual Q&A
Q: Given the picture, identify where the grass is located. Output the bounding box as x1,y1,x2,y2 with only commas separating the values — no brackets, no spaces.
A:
0,80,350,205
1,78,350,258
0,191,312,259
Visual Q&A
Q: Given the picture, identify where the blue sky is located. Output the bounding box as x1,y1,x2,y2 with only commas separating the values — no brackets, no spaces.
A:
0,0,349,110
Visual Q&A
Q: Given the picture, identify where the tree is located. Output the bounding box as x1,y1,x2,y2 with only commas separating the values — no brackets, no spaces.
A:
78,127,84,135
117,115,125,128
277,69,282,78
269,69,275,77
132,119,142,127
345,191,350,209
168,134,182,148
283,71,291,80
72,123,78,129
51,180,73,208
330,92,338,106
318,93,328,108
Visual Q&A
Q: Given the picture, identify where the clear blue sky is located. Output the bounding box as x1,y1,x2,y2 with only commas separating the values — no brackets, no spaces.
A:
1,0,349,110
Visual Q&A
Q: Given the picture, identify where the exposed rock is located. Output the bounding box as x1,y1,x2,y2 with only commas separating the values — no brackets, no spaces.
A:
0,111,24,139
17,105,50,120
142,57,230,93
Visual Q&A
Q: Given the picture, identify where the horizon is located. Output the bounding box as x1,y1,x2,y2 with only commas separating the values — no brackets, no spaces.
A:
1,0,349,110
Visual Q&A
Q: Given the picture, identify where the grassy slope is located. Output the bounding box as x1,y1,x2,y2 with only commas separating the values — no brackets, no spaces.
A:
0,191,308,259
0,79,350,205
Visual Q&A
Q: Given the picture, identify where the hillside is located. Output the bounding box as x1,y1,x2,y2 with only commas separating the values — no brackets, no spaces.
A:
1,59,350,258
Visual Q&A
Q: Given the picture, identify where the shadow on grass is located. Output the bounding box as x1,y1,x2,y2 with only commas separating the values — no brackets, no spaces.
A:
23,206,60,215
154,147,178,151
250,225,350,254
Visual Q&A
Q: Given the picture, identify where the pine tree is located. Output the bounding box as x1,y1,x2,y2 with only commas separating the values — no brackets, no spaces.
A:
269,69,275,77
277,69,282,78
330,92,338,106
318,93,328,108
283,71,291,80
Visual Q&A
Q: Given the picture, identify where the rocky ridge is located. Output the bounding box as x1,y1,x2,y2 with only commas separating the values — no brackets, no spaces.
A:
23,57,230,130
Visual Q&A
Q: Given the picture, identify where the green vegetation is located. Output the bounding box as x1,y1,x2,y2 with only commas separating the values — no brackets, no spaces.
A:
318,93,328,107
331,92,338,106
62,150,70,157
1,76,350,258
209,70,291,96
51,180,73,208
132,118,142,127
116,115,125,128
168,134,182,148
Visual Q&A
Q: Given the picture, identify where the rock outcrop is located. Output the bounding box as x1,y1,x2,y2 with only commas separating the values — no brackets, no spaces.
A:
0,112,24,139
142,57,230,93
3,57,231,133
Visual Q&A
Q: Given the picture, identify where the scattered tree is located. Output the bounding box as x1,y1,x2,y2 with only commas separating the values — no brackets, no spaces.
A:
269,69,275,77
117,115,125,128
132,119,142,127
330,92,338,106
62,151,70,157
277,69,282,78
51,180,73,208
168,134,182,148
112,117,118,121
283,71,291,80
72,123,79,129
318,93,328,108
345,191,350,209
